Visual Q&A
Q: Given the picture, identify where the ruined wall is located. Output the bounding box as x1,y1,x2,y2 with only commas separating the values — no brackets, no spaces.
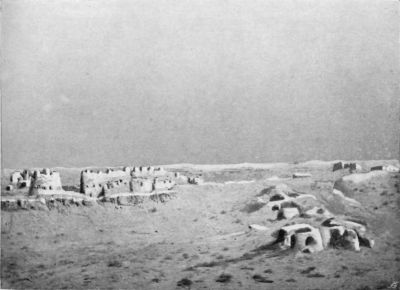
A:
79,166,193,197
102,179,131,196
80,168,131,197
10,171,22,183
29,168,62,195
188,176,204,185
10,170,33,188
173,172,189,185
130,178,154,193
275,218,374,253
132,166,167,177
153,177,175,191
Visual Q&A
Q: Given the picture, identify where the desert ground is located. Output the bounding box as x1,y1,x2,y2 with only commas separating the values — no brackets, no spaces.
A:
1,160,400,289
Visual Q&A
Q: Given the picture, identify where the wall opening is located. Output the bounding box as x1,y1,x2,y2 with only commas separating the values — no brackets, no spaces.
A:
270,194,285,201
305,236,316,246
290,235,296,248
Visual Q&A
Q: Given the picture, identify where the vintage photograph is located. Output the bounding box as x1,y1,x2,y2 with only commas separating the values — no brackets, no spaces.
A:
1,0,399,289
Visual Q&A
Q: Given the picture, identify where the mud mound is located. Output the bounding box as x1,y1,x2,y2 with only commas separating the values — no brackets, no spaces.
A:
333,179,356,198
1,192,176,211
241,200,266,213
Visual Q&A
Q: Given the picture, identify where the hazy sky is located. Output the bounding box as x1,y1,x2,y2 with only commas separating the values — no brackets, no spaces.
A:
2,0,399,168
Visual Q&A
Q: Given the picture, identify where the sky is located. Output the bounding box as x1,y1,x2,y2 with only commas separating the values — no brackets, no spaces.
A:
2,0,399,169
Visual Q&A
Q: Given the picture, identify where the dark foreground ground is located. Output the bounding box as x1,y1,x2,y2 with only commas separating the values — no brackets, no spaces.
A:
1,160,400,289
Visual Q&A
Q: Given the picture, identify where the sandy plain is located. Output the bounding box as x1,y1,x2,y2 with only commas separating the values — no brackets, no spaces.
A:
1,160,399,289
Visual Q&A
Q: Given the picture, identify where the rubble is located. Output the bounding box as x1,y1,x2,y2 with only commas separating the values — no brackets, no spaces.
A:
370,165,399,172
305,207,331,218
276,224,324,253
275,217,375,253
263,184,294,210
332,162,362,173
9,169,33,189
277,207,300,220
188,176,204,185
260,184,321,219
340,171,389,184
105,191,176,205
249,224,269,231
292,172,312,178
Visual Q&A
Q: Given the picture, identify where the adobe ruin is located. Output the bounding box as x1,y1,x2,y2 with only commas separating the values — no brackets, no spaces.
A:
10,169,33,189
275,218,374,253
29,168,63,195
370,165,399,172
79,166,189,198
332,162,362,173
276,224,324,253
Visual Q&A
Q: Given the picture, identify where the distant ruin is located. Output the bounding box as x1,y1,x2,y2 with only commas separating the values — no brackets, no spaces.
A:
79,166,194,198
10,170,33,189
7,168,63,195
5,165,203,198
276,224,324,253
80,167,132,197
332,162,362,173
2,165,204,210
274,217,374,253
29,168,63,195
370,165,399,172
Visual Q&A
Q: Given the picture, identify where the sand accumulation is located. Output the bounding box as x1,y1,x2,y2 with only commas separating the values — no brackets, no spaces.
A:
1,160,399,289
